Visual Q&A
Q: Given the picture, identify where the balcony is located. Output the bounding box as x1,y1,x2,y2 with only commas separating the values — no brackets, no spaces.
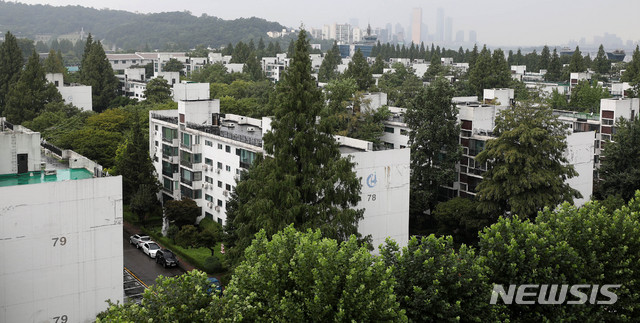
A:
151,113,178,125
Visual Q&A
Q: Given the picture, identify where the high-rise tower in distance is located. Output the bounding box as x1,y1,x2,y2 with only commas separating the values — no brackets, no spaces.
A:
411,8,422,44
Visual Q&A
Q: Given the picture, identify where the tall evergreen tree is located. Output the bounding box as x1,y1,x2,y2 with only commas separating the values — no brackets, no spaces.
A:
568,46,586,73
597,116,640,202
143,77,172,103
545,48,562,81
405,77,461,227
224,30,364,264
113,110,159,204
343,49,374,91
475,102,580,219
0,31,23,115
489,48,512,89
371,54,385,74
43,49,66,74
622,45,640,83
468,45,492,97
243,51,263,81
4,51,61,124
79,39,118,112
317,42,341,82
593,44,611,75
539,45,551,71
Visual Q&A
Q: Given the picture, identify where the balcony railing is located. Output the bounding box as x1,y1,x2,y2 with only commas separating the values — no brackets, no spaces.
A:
151,113,178,124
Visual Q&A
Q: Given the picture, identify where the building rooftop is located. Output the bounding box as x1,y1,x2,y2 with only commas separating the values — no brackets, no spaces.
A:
0,168,93,187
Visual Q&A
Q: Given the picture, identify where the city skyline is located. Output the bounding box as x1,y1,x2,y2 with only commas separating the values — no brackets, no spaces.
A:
11,0,640,47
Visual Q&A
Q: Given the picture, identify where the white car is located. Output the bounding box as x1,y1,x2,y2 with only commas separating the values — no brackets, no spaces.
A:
141,241,161,258
129,234,151,249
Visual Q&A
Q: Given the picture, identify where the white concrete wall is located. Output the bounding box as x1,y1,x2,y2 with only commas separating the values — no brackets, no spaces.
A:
0,129,41,175
0,176,123,323
347,148,410,252
173,83,210,102
458,104,506,132
225,63,244,74
58,86,93,111
564,131,595,206
178,100,220,124
600,98,639,120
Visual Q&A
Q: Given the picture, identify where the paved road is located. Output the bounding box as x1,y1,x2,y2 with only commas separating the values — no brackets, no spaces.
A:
123,231,184,287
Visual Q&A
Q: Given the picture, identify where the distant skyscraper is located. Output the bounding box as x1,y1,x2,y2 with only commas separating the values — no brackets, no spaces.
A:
386,23,393,36
436,7,444,42
411,8,422,45
455,30,464,43
469,30,477,44
445,17,453,43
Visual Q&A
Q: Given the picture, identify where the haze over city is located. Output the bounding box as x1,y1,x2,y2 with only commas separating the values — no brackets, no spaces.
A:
11,0,640,47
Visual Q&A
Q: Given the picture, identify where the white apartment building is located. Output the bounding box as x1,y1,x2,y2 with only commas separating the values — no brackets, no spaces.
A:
262,54,290,83
149,84,409,248
45,73,93,111
0,118,123,322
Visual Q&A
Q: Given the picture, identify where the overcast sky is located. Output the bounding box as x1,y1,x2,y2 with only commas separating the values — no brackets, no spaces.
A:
13,0,640,47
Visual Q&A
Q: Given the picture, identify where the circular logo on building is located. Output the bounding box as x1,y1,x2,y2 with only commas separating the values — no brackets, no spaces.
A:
366,173,377,188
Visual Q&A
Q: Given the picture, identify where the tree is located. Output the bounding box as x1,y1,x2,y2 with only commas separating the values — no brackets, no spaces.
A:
43,49,66,74
475,102,580,219
4,50,61,124
79,37,118,112
468,45,492,97
382,235,505,322
597,116,640,202
432,197,490,244
0,31,23,115
317,42,341,82
569,80,611,113
129,184,159,225
593,45,611,75
164,198,200,228
112,110,158,203
215,226,406,322
162,58,185,73
97,270,214,322
371,54,385,74
423,50,442,80
405,77,461,227
225,30,364,264
143,77,172,103
545,48,562,81
622,45,640,83
568,46,586,73
489,48,512,90
197,222,223,256
377,62,422,108
242,51,263,81
546,88,568,109
343,48,374,91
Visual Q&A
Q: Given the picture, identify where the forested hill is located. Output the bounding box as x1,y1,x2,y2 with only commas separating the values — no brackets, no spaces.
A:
0,1,286,50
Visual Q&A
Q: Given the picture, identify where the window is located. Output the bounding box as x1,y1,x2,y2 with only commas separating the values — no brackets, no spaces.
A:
218,181,222,188
226,184,231,191
205,140,213,147
182,132,192,147
162,127,177,141
217,199,223,207
155,125,158,131
154,141,158,147
384,127,395,133
181,168,193,185
400,129,409,136
217,162,223,169
205,158,213,166
217,218,222,225
163,144,178,156
226,165,231,172
384,142,394,149
225,145,231,153
205,194,214,202
193,189,202,199
163,178,172,191
205,176,213,184
218,143,223,149
193,171,202,181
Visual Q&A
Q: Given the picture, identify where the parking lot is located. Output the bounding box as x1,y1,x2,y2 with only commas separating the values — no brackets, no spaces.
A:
123,231,184,288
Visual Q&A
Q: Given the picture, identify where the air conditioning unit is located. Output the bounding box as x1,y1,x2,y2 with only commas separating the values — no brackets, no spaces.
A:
223,190,229,197
216,168,221,174
215,205,221,212
207,202,213,208
202,183,206,188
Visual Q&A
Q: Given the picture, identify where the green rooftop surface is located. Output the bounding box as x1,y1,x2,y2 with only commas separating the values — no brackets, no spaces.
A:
0,168,93,187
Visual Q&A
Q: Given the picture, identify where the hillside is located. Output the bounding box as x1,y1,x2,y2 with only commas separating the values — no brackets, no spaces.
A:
0,1,286,50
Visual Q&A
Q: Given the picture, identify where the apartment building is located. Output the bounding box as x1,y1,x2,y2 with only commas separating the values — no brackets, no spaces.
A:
262,54,290,83
45,73,93,111
0,118,123,322
149,83,409,248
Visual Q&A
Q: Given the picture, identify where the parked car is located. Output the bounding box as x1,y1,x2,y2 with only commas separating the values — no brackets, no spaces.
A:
141,242,161,258
155,249,179,268
129,234,150,249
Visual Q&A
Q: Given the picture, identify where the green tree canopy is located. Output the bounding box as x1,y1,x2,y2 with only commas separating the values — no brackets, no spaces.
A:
79,37,118,112
475,102,580,219
569,80,611,113
216,226,406,322
343,48,374,91
143,77,172,104
162,58,185,73
597,116,640,202
593,44,611,74
0,31,24,115
317,42,341,82
4,50,61,124
224,30,364,265
164,198,200,228
568,46,586,73
405,77,461,226
545,48,563,82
